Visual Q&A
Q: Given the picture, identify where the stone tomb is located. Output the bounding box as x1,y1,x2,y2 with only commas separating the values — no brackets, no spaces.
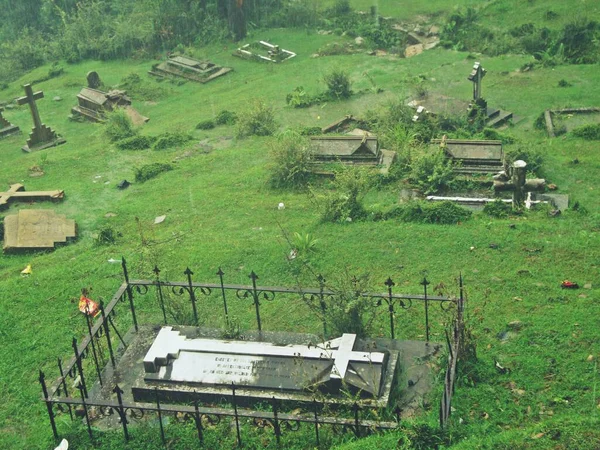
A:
134,327,397,406
71,87,137,123
17,84,66,152
234,41,296,63
3,209,76,252
431,138,504,174
149,55,232,83
0,107,20,139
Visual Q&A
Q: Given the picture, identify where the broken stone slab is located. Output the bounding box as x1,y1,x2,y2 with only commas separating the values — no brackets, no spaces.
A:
3,209,76,252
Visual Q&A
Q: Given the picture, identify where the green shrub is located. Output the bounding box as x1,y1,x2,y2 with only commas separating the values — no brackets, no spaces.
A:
298,126,323,136
321,167,370,223
481,128,515,144
483,199,512,218
134,162,173,182
236,100,277,138
388,201,472,224
120,73,168,101
152,132,192,151
505,145,544,175
286,86,315,108
323,69,352,100
196,119,215,130
94,226,120,245
571,123,600,140
104,109,136,142
408,150,455,194
214,110,238,125
268,131,313,189
116,135,156,150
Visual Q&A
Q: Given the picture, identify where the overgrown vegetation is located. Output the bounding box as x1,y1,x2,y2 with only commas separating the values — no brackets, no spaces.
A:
286,69,353,108
236,100,277,138
268,131,313,189
104,109,136,142
319,166,370,223
134,162,173,182
571,123,600,140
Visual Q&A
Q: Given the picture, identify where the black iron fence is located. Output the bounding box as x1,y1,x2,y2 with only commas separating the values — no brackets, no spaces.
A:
40,258,465,446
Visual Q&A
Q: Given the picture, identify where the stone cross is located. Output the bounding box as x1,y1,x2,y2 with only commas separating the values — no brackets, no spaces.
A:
467,62,486,101
493,160,546,208
16,84,66,152
0,107,20,138
0,183,64,210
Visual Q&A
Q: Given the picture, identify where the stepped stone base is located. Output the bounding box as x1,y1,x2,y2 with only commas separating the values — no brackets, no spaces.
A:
22,125,66,152
3,209,76,252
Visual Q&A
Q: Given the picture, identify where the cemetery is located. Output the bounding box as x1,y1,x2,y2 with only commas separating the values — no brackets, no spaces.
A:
0,1,599,449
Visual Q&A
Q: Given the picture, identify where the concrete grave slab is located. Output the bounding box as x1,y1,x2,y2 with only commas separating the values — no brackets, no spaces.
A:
3,209,76,252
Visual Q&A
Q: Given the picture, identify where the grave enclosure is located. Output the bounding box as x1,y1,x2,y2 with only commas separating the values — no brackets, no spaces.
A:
39,259,465,447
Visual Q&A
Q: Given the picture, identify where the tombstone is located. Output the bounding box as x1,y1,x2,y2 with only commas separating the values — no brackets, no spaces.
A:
149,55,233,83
17,84,66,152
134,327,397,405
493,160,545,208
71,87,148,124
86,71,102,89
0,183,64,210
431,138,504,174
467,62,486,102
0,107,20,139
3,209,76,252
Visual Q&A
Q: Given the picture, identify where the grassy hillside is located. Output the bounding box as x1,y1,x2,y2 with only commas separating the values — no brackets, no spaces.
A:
1,1,600,449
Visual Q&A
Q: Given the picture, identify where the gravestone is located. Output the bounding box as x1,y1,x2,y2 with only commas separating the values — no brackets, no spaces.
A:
17,84,66,152
0,107,20,138
134,327,397,405
71,87,145,123
432,138,504,174
467,62,486,102
0,183,64,210
494,160,545,208
149,55,233,83
3,209,76,252
87,71,102,89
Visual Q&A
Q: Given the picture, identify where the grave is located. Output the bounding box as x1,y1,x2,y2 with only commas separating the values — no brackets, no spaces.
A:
71,87,148,124
17,84,66,152
467,62,514,128
131,326,399,407
0,107,20,138
234,41,296,63
3,209,76,252
0,183,64,210
149,55,233,83
431,138,504,174
542,107,600,137
87,71,102,89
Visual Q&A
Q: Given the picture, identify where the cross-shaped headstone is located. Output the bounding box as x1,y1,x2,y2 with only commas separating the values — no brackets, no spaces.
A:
0,107,20,138
16,84,66,152
493,160,546,208
467,62,487,101
0,183,65,210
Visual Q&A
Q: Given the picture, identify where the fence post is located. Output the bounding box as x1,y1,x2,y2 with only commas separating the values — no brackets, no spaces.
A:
184,268,199,326
232,383,242,447
217,268,230,326
39,371,59,440
317,275,328,338
121,257,138,332
84,305,103,386
421,277,431,343
57,358,73,420
100,301,116,368
77,381,93,440
72,337,88,398
153,266,168,324
155,388,166,445
249,271,262,332
271,397,281,447
194,398,204,443
385,277,396,339
313,399,320,447
113,385,130,441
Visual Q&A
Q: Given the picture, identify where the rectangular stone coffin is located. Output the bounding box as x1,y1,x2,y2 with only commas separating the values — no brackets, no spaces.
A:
431,139,503,174
309,136,381,164
143,327,387,398
71,88,132,122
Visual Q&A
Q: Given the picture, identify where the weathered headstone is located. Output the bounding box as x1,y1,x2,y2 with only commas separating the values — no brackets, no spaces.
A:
3,209,76,252
17,84,66,152
138,327,393,403
468,62,486,102
0,107,20,138
86,71,102,89
149,55,233,83
0,183,64,210
494,160,545,208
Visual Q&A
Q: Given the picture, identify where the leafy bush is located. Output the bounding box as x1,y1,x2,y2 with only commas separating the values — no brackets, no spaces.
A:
116,135,156,150
104,110,136,142
323,69,352,100
215,110,238,125
292,232,319,254
268,131,313,189
286,86,315,108
321,167,370,223
196,120,215,130
152,132,192,151
94,226,120,245
134,163,173,182
408,150,455,194
298,126,323,136
387,201,472,224
505,145,544,175
236,100,277,138
119,73,168,101
571,123,600,140
483,199,512,218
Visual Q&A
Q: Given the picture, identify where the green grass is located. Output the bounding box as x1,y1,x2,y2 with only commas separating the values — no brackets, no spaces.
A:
1,3,600,449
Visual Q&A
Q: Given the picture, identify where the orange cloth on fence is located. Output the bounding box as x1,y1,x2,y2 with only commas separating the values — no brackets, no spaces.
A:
79,295,99,316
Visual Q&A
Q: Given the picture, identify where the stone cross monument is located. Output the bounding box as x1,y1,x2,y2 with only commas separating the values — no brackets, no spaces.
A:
17,84,66,152
493,160,546,208
467,62,486,102
0,107,20,139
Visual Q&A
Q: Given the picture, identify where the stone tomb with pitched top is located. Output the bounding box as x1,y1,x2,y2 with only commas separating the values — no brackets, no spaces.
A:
133,327,398,406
